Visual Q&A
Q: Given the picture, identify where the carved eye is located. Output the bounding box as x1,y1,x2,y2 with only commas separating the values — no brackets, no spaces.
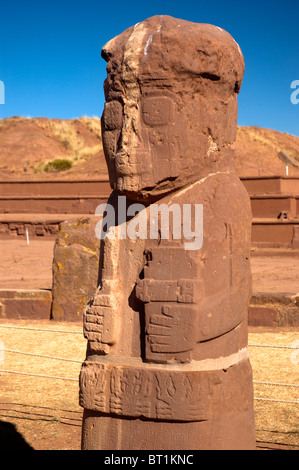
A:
141,96,174,127
102,100,123,131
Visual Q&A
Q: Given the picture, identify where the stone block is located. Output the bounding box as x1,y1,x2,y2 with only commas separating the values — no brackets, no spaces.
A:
51,216,101,321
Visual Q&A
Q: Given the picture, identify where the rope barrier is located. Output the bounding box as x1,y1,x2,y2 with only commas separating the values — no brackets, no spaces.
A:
249,343,299,350
0,324,82,334
0,367,297,402
1,326,298,350
0,349,298,393
0,347,82,363
0,347,298,389
254,397,298,404
0,368,78,381
253,380,298,388
0,324,297,408
0,368,297,404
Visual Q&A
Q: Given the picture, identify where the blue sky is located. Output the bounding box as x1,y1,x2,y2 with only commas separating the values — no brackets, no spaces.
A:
0,0,298,135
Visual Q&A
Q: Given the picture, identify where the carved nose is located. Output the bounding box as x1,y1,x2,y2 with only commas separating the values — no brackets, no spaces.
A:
102,100,123,157
102,100,123,131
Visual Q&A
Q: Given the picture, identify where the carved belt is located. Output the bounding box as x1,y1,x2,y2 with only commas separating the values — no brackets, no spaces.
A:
79,349,251,422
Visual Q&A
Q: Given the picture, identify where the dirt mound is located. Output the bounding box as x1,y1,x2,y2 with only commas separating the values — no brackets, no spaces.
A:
0,117,298,180
0,116,107,180
235,126,299,177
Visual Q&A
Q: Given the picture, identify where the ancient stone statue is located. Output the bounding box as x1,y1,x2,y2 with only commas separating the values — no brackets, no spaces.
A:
79,15,256,450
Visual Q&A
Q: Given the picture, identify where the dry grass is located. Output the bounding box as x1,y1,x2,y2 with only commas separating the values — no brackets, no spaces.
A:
0,321,298,450
0,319,86,450
79,115,102,137
33,117,103,172
237,126,299,163
249,328,299,449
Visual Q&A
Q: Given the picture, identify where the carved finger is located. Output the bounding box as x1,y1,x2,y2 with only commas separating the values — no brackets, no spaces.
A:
149,315,173,327
147,324,171,336
84,313,104,325
150,344,170,353
148,334,171,345
84,323,104,333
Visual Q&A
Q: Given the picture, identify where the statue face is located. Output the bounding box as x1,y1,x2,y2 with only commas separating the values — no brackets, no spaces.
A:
102,90,189,188
101,16,244,200
101,58,187,199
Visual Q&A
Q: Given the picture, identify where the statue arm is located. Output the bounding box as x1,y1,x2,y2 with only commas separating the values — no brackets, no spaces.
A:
136,242,251,363
83,279,121,354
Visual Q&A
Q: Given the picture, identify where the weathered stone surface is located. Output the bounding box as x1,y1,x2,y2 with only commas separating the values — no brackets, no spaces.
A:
249,292,299,326
80,357,253,421
80,15,255,449
0,289,51,319
51,217,101,321
293,225,299,248
101,15,244,201
81,408,256,450
80,358,255,450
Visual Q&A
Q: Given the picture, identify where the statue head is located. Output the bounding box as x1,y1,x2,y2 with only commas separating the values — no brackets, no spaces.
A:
101,15,244,202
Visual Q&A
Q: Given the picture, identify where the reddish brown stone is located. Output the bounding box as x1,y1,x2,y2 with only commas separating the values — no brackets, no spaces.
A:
248,306,278,326
80,15,255,450
101,16,244,201
0,289,52,319
293,225,299,248
51,217,101,321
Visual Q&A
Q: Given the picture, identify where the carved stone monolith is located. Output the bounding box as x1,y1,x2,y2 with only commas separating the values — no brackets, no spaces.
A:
79,15,256,450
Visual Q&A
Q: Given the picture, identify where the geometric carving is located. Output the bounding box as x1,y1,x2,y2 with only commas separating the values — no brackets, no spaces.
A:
145,304,197,360
79,362,210,421
80,360,254,423
135,279,197,303
80,14,256,449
